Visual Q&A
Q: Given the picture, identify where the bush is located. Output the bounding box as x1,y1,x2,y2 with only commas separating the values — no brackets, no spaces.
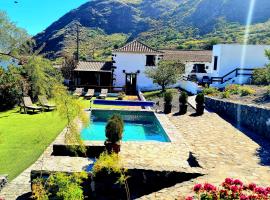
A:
239,86,255,96
225,84,241,95
105,115,124,143
264,86,270,99
186,178,270,200
220,91,231,99
164,91,173,104
179,91,188,104
202,87,219,96
118,92,125,100
195,93,204,105
252,67,270,85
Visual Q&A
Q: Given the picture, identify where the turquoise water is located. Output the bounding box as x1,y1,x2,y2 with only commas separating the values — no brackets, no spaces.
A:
81,110,170,142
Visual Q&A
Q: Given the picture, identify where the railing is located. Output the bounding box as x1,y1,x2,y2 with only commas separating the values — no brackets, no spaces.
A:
210,68,255,84
73,85,125,93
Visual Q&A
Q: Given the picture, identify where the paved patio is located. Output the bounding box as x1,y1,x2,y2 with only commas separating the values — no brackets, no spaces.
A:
138,111,270,199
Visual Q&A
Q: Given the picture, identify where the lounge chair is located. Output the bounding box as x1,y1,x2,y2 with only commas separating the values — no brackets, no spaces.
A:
38,95,56,111
20,97,42,113
84,89,95,99
99,89,108,99
73,88,84,96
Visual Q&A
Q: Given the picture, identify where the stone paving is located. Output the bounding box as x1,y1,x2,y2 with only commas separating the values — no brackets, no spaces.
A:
138,111,270,200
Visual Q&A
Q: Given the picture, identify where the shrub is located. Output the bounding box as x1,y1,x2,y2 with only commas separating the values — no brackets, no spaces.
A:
186,178,270,200
105,115,124,143
239,86,255,96
202,87,219,96
118,92,125,100
164,91,173,104
195,93,204,105
264,86,270,99
220,91,231,99
225,84,241,95
179,91,188,104
252,67,270,85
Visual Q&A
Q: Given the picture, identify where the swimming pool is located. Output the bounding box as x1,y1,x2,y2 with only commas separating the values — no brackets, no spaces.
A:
81,110,170,142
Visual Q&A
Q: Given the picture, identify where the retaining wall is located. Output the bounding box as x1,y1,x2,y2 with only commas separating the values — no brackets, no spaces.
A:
205,97,270,139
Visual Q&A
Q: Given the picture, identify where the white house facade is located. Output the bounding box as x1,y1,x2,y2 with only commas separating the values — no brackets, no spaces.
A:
112,40,163,93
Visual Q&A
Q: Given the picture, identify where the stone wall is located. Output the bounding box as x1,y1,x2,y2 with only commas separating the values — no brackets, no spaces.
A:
205,97,270,139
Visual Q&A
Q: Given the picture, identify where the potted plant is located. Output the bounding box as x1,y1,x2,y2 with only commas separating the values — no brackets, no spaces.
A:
117,92,125,100
179,91,188,114
105,115,124,154
163,91,173,114
195,93,205,115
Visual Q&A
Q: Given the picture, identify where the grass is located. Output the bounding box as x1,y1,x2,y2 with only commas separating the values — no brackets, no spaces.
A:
0,108,67,180
143,89,178,100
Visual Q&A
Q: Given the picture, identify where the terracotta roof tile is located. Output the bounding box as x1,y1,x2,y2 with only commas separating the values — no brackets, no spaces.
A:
162,50,212,63
114,40,163,54
74,61,113,72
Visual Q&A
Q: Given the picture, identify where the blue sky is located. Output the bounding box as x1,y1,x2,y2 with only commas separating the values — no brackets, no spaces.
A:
0,0,89,35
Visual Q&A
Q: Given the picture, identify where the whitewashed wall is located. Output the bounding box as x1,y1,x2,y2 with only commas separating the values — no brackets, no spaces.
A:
112,52,161,91
212,44,270,77
185,61,212,81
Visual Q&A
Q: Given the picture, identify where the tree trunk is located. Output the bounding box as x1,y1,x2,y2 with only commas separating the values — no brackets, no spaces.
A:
161,84,165,93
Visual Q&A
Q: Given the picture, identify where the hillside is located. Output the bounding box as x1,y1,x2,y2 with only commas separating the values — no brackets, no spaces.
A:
34,0,270,59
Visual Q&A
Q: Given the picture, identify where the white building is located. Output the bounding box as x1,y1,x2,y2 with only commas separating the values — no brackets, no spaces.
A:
112,40,163,94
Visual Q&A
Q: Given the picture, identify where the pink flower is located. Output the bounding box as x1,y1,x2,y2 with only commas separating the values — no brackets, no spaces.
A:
255,187,267,195
185,196,194,200
240,195,249,200
230,185,239,193
204,183,216,192
265,187,270,193
248,195,257,200
193,184,202,192
219,189,228,198
248,183,256,191
233,179,243,186
224,178,234,185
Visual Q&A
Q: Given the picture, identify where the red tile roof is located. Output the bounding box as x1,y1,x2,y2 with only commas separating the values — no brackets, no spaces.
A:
114,40,163,54
74,61,113,72
162,50,212,63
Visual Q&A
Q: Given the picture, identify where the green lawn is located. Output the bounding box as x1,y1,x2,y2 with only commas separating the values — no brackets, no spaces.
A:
0,97,129,180
0,108,67,180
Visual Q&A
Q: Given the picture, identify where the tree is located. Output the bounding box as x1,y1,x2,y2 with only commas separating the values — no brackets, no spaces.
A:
252,50,270,85
145,60,185,92
0,11,30,60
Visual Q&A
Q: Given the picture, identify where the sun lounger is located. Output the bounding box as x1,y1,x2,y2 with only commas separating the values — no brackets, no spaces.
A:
73,88,84,96
38,95,56,111
98,89,108,99
84,89,95,99
21,97,42,113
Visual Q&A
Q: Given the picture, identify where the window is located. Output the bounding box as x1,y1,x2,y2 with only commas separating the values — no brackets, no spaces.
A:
214,56,218,70
191,64,206,73
146,55,156,66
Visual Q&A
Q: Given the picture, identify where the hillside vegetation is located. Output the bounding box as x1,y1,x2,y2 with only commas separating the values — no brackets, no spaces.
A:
33,0,270,60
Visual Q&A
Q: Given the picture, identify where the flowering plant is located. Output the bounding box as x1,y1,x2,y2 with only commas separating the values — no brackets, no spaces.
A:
186,178,270,200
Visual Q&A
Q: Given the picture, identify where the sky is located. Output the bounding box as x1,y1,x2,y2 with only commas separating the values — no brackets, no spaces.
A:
0,0,89,36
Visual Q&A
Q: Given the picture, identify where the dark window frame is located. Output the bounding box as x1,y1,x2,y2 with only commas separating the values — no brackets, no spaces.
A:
214,56,218,71
146,55,156,66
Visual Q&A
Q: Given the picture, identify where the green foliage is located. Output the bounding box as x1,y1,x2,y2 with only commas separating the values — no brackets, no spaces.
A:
52,84,88,153
239,86,255,97
24,56,63,98
225,84,241,95
220,91,231,99
105,115,124,143
252,66,270,85
92,152,130,199
0,66,27,110
164,91,173,104
0,11,29,59
32,172,87,200
264,86,270,99
202,87,219,96
145,60,184,92
195,93,204,105
118,92,126,100
179,91,188,104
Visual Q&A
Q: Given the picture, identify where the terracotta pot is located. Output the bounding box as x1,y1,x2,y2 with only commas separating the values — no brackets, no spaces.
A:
104,141,121,154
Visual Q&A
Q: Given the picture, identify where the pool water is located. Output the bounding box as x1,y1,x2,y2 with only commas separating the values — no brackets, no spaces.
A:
81,110,170,142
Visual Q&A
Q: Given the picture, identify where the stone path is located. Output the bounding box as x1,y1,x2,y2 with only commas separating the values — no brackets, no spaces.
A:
138,111,270,199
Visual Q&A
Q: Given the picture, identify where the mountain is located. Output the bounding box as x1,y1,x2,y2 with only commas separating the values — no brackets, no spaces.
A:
34,0,270,59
